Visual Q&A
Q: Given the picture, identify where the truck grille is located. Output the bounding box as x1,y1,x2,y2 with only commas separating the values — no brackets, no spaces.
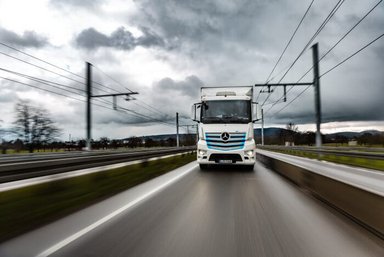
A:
209,154,243,163
205,132,246,151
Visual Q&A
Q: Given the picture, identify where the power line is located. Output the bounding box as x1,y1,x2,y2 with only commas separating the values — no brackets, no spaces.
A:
0,76,85,102
270,32,384,116
0,45,121,95
117,106,175,127
258,0,315,102
261,0,346,106
321,32,384,77
0,71,179,128
90,65,172,119
0,67,85,94
0,41,85,80
293,0,383,86
264,0,382,114
265,0,316,81
0,75,165,124
92,65,134,93
0,50,86,86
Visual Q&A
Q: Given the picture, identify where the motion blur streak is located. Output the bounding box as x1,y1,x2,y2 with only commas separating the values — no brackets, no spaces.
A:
35,164,197,257
50,162,383,257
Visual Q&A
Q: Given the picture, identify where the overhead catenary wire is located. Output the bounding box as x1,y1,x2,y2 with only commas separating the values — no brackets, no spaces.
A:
0,51,86,86
257,0,316,102
92,64,135,93
0,67,85,94
0,76,175,126
287,0,383,88
321,32,384,78
0,43,129,96
270,31,384,116
90,64,172,118
261,0,346,106
264,0,383,115
0,41,85,80
0,76,85,103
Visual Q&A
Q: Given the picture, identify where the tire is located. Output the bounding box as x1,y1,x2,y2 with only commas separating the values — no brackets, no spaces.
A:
199,164,209,170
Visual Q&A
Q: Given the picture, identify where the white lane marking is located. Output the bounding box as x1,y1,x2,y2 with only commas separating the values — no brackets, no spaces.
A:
35,164,197,257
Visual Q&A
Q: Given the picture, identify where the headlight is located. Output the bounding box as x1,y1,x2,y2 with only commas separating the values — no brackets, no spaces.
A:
199,150,207,156
246,150,254,157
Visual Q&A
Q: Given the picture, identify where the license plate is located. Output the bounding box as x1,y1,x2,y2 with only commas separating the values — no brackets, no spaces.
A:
219,160,232,164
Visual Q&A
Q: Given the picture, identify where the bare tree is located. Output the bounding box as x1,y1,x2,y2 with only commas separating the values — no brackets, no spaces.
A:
280,122,299,145
13,101,61,152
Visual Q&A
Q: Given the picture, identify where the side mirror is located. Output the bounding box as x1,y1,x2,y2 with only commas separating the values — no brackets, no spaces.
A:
252,102,261,122
191,103,201,122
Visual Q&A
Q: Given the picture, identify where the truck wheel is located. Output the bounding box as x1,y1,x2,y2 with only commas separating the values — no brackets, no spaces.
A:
199,164,209,170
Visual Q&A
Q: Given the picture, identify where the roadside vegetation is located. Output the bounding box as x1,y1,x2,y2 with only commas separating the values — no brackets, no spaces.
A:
0,152,195,242
262,147,384,171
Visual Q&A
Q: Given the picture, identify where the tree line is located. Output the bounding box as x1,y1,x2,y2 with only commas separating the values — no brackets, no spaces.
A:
256,123,384,146
0,101,196,153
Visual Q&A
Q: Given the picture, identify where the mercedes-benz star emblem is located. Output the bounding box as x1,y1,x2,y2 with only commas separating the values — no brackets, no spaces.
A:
221,132,230,141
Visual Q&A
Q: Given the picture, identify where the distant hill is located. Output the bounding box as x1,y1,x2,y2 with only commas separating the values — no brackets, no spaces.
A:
326,130,382,139
254,128,382,139
122,128,382,142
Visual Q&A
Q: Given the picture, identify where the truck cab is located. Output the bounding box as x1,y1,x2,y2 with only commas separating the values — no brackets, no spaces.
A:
191,87,260,169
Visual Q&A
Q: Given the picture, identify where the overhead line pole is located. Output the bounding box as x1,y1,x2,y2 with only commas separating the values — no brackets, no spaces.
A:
255,43,323,149
312,43,322,148
85,62,138,151
261,109,264,146
86,62,92,150
176,112,179,147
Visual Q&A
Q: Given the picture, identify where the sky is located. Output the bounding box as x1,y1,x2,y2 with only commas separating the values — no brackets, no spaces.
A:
0,0,383,141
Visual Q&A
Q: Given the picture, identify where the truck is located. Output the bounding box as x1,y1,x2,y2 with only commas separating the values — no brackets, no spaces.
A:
191,86,260,169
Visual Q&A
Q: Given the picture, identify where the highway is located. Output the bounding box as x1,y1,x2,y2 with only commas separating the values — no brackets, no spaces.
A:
1,161,383,257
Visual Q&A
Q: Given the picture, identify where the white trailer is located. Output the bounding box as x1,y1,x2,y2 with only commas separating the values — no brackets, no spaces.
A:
191,86,260,169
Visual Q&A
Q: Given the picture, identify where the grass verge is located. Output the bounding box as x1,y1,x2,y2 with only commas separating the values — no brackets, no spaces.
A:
0,152,196,242
265,149,384,171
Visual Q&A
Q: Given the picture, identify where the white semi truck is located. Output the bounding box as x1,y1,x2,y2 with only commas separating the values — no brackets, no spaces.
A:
191,86,260,169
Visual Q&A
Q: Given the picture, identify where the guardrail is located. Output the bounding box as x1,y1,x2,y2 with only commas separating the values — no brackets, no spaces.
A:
259,145,384,160
0,146,196,183
256,150,384,239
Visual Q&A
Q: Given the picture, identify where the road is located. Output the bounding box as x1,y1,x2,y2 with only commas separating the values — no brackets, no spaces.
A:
1,161,383,257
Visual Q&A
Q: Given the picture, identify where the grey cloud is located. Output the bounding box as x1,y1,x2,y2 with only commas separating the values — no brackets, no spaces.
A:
156,75,204,98
130,0,384,127
0,27,49,48
75,27,165,50
75,28,111,49
136,27,166,48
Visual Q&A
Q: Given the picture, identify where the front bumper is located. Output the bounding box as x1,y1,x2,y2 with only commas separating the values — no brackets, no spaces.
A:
197,139,256,165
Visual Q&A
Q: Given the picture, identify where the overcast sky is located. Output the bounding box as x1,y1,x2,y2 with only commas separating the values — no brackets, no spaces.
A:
0,0,383,140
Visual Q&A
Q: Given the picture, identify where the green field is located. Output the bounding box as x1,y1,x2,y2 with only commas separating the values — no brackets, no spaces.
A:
266,148,384,171
0,152,195,242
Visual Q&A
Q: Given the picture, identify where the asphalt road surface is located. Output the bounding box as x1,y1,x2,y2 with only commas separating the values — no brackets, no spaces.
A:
1,161,383,257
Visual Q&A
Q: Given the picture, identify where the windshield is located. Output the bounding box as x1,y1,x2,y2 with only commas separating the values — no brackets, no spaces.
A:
201,100,251,124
